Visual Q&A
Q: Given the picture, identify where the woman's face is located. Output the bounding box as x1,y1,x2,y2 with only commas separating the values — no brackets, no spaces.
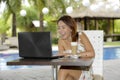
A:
58,20,72,40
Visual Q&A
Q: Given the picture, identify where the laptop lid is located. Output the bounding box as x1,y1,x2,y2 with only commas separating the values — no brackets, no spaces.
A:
18,32,54,59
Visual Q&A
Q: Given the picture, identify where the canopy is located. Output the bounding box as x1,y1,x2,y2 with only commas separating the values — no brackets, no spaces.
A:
69,8,120,19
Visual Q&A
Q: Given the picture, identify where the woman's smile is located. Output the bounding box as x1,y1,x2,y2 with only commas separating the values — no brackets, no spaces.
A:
58,21,72,40
60,32,66,37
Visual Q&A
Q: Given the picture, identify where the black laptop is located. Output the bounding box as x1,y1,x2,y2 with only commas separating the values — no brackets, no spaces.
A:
18,32,63,59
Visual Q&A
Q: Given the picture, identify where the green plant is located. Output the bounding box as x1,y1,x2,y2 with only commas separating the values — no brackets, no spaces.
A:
52,37,58,44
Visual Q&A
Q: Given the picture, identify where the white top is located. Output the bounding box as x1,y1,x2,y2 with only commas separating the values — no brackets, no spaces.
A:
63,32,85,54
77,32,85,53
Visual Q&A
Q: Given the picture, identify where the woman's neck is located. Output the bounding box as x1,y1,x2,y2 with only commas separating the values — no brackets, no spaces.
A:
66,36,72,42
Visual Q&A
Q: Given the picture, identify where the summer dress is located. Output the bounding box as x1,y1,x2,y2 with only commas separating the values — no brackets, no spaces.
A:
63,32,93,80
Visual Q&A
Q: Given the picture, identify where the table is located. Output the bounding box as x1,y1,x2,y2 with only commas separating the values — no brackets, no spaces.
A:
7,57,93,80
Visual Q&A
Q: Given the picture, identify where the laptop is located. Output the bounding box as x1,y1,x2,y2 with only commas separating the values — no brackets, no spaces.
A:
18,32,63,59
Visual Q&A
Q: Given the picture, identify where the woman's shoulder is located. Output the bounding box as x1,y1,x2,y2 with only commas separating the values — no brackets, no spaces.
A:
78,31,86,37
78,31,89,42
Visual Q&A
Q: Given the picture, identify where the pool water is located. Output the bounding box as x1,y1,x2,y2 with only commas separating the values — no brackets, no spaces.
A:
104,47,120,60
0,47,120,70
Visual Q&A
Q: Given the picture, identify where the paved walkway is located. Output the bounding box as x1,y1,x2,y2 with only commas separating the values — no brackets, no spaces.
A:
0,66,53,80
103,59,120,80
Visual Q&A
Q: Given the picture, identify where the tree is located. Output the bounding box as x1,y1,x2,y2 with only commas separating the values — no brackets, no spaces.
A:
17,6,39,32
0,0,21,36
29,0,67,31
29,0,46,31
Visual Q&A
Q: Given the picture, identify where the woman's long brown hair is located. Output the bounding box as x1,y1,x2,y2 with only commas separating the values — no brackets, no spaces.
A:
57,15,78,41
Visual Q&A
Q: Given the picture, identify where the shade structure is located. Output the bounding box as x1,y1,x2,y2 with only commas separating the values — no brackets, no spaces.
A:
68,7,120,19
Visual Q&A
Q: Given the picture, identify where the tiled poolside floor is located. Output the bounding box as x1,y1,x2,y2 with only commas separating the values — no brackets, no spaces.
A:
103,59,120,80
0,66,53,80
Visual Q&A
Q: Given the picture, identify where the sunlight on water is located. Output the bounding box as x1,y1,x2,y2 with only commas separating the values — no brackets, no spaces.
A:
116,48,120,58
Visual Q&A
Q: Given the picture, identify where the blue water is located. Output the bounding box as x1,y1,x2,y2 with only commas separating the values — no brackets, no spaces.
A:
0,47,120,70
103,47,120,60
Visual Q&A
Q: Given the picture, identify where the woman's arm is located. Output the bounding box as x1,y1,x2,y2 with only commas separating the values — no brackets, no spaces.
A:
79,32,95,58
58,39,72,57
58,39,67,56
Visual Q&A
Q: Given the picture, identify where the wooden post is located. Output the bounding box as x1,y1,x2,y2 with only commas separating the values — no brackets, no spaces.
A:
40,13,44,31
106,19,110,35
84,17,87,30
112,18,114,33
94,18,99,30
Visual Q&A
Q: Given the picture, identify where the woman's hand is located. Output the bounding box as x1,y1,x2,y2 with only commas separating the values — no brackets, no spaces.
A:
57,53,72,58
57,53,65,56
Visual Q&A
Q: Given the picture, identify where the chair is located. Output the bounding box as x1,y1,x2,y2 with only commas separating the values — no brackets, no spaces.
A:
0,37,9,51
3,37,18,48
79,30,103,80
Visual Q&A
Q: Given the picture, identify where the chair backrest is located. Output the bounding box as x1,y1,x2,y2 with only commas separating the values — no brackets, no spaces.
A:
83,30,103,78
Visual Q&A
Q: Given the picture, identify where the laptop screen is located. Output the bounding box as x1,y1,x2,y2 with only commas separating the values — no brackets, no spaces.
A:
18,32,53,58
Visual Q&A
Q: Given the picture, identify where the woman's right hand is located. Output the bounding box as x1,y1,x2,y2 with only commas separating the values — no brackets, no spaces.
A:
57,53,72,58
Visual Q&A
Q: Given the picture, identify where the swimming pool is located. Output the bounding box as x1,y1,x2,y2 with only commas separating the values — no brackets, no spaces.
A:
104,47,120,60
0,47,120,70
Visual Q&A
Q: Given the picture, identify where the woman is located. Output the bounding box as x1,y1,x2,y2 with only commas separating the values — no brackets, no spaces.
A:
57,15,95,80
